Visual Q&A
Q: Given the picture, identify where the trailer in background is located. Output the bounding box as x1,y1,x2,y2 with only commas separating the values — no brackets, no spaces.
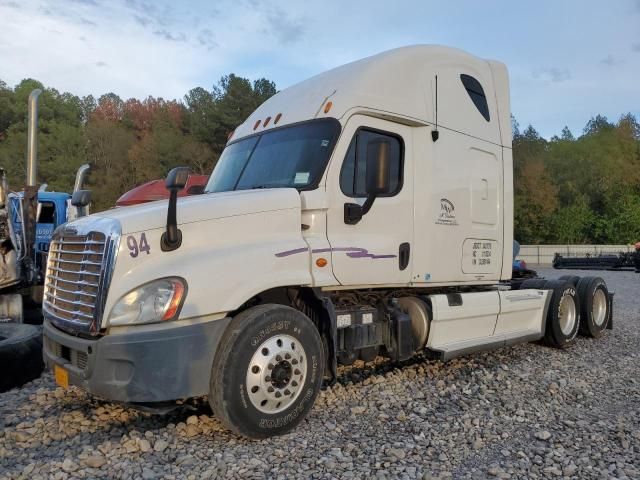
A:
553,250,639,271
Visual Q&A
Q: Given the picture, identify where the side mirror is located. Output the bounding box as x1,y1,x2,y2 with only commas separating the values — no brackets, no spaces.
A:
161,166,189,252
71,190,91,208
344,139,393,225
166,167,189,190
71,190,92,218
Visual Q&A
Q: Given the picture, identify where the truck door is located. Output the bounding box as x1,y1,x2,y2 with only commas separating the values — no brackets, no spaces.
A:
325,115,413,286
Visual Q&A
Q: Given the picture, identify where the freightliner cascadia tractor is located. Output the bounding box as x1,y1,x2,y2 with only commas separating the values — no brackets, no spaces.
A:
42,46,612,438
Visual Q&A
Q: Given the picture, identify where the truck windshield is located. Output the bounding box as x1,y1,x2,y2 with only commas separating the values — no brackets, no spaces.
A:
204,119,341,193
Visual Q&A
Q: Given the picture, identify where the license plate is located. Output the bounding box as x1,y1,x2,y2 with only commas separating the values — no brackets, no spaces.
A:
54,365,69,389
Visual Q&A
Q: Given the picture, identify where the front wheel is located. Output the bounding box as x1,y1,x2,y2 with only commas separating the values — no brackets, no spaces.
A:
209,304,324,439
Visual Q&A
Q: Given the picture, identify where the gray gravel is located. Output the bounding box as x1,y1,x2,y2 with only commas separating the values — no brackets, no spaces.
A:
1,267,639,479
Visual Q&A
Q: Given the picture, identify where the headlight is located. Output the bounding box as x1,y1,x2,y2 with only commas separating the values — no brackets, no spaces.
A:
108,277,187,326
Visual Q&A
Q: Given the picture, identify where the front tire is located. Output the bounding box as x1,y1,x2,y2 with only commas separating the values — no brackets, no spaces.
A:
209,304,324,439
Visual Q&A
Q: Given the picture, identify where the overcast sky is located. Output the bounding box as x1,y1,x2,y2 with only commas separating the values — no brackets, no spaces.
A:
1,0,638,138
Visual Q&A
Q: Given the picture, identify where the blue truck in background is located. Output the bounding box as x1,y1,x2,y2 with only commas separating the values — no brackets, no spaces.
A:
9,191,71,274
1,169,90,324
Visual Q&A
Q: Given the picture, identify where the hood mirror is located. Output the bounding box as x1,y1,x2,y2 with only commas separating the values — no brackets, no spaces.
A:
161,167,189,252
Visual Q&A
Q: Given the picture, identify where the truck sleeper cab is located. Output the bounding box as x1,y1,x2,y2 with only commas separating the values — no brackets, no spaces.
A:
42,46,612,439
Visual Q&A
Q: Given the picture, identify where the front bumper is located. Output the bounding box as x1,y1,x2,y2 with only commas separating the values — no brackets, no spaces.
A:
43,316,231,403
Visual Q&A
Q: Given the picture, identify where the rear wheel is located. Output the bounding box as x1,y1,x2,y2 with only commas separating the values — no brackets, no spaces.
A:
542,280,580,348
576,276,609,338
209,304,324,439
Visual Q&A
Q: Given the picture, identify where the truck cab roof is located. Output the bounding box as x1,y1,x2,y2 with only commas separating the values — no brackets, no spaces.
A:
11,191,71,201
230,45,512,148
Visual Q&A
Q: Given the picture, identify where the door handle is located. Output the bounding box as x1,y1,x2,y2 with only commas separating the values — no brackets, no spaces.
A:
399,242,410,271
481,178,488,200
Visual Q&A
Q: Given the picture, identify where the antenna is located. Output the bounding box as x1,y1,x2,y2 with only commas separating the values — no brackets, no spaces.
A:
431,75,439,142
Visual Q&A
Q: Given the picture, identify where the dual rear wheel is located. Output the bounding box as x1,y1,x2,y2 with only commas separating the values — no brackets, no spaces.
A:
521,275,610,348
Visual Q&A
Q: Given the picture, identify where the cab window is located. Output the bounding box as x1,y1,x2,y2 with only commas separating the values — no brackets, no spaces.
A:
460,74,490,122
340,129,403,198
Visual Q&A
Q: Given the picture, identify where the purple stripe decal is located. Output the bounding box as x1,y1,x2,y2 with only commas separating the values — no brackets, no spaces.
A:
275,246,396,259
275,247,310,257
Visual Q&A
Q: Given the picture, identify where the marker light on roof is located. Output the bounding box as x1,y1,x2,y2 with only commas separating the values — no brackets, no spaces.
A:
324,101,333,113
263,116,272,127
274,113,282,124
253,120,261,130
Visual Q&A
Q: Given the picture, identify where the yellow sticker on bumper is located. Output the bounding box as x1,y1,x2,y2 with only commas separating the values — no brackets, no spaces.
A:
54,365,69,389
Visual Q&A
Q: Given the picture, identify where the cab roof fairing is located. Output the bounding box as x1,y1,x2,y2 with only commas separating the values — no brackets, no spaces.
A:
229,45,511,147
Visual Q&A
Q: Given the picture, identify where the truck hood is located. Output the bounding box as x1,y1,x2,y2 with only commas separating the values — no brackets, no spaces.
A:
91,188,302,234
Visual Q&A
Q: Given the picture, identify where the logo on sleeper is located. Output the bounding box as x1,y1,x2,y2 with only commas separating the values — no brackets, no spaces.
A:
436,198,458,226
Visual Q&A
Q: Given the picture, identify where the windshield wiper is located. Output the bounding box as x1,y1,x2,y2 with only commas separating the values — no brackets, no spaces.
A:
247,184,286,190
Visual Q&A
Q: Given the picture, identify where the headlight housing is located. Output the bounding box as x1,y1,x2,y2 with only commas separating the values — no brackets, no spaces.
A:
108,277,187,327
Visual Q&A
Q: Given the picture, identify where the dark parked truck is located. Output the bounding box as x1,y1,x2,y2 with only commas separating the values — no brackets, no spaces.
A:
42,46,612,438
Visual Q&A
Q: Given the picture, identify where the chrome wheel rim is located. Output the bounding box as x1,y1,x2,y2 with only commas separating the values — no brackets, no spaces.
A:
246,334,307,414
559,293,577,336
592,288,608,327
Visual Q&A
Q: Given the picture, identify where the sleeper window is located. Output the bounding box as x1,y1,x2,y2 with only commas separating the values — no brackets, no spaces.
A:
460,74,490,122
340,129,403,198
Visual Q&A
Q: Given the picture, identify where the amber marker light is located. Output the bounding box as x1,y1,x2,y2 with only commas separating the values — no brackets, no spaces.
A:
274,113,282,124
316,258,328,268
324,101,333,114
263,116,272,127
253,120,261,130
162,280,186,321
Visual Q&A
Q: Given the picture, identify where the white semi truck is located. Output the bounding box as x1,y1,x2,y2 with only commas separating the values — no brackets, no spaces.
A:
42,46,612,438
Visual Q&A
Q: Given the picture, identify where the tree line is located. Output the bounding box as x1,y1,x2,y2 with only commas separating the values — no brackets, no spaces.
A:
0,76,275,211
1,77,639,243
513,114,640,244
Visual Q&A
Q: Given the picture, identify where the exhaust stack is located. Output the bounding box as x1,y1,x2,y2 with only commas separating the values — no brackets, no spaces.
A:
22,89,42,283
26,89,42,187
73,163,90,192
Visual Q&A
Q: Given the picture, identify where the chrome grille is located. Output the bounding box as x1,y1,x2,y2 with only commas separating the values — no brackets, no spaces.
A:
43,221,119,335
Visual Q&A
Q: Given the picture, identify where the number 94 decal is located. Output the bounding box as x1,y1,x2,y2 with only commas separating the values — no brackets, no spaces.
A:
127,233,151,258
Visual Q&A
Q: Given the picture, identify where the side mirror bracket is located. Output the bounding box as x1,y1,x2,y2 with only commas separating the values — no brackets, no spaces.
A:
344,195,377,225
161,167,189,252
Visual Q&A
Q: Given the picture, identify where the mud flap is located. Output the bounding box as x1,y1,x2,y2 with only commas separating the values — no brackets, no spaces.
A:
606,291,614,330
305,289,338,386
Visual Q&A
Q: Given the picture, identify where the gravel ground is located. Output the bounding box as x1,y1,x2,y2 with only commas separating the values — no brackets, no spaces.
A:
1,267,639,480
